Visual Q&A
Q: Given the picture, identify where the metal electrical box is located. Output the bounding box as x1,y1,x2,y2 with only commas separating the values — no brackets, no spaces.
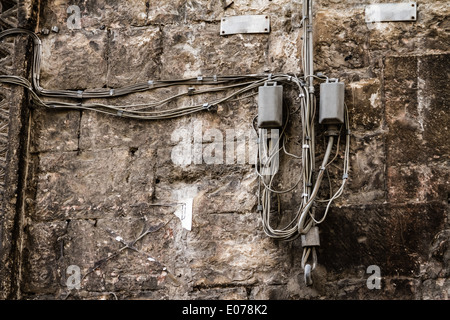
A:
258,82,283,128
319,81,345,125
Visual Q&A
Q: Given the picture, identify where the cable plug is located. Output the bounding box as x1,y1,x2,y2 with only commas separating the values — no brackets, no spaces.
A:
324,124,340,136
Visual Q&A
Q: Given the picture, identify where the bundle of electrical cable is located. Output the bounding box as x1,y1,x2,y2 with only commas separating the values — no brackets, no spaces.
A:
255,99,350,242
253,74,350,246
1,28,305,120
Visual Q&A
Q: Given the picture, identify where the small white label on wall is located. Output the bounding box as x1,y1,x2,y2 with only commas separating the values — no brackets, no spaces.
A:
220,15,270,35
174,198,193,231
172,186,198,231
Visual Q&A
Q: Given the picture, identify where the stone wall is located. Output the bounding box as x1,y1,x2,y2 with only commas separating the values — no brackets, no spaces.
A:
0,0,36,299
1,0,449,300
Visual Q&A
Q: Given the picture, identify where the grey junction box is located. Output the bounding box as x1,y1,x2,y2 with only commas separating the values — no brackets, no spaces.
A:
258,82,283,128
319,81,345,125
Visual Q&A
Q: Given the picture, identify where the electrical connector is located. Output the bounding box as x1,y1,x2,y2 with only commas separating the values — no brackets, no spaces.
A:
319,81,345,124
257,82,283,128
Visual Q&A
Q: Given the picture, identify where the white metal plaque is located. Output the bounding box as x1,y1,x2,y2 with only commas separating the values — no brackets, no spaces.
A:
220,15,270,35
365,2,417,23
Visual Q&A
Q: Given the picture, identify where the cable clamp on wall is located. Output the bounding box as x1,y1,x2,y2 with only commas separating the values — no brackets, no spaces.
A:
325,124,340,137
188,87,195,95
147,80,154,88
325,129,340,136
301,226,320,247
117,110,124,117
76,90,83,99
342,173,349,180
197,75,203,82
302,144,310,149
109,89,115,96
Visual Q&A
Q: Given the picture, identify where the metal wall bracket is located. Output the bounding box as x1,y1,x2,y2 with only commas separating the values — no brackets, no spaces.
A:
365,2,417,23
220,15,270,35
301,226,320,247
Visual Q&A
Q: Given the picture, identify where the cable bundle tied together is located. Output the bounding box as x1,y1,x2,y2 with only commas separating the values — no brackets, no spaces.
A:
255,85,350,242
0,28,306,120
255,0,350,255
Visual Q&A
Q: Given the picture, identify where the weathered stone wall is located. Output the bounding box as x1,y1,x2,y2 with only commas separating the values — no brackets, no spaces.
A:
1,0,449,300
0,0,37,299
